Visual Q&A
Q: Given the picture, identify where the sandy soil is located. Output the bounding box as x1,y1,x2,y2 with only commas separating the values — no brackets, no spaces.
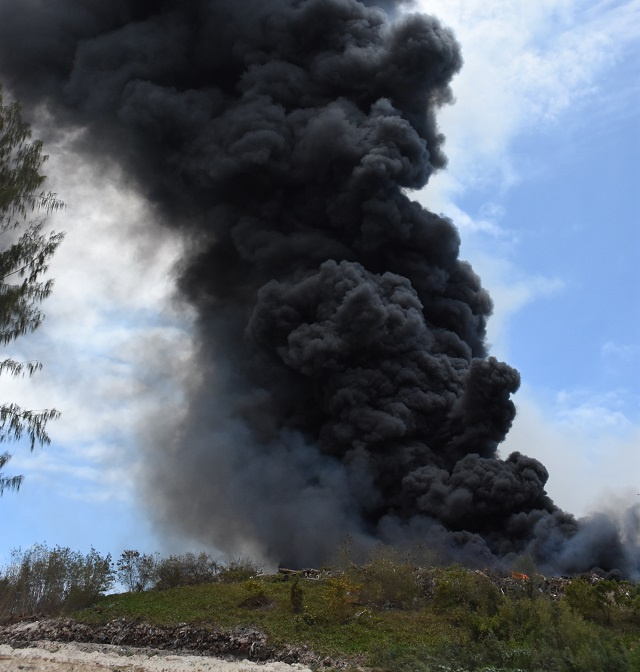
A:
0,641,314,672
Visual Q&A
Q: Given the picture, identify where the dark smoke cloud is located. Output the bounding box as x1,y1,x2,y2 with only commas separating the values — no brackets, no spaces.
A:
1,0,637,575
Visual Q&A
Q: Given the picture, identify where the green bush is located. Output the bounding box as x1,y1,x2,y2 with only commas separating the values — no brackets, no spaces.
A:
290,576,304,613
482,596,630,672
217,555,263,583
352,546,421,609
154,552,220,590
433,565,503,617
239,578,271,608
325,575,361,624
370,643,438,672
564,578,612,624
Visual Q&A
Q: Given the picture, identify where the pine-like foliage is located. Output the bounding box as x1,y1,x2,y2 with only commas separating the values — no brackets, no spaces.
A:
0,86,64,494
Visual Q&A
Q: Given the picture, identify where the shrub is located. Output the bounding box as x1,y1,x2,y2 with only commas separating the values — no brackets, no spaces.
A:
240,578,271,608
290,576,304,613
217,555,263,583
486,596,629,672
353,545,421,609
0,544,113,619
433,565,502,617
564,578,612,624
154,552,220,590
370,643,438,672
325,575,361,624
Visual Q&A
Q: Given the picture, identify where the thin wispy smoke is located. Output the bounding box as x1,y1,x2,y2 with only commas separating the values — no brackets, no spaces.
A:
1,0,637,574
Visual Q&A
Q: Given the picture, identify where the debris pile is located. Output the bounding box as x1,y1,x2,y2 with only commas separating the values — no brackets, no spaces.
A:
0,617,354,669
0,619,277,662
473,570,610,600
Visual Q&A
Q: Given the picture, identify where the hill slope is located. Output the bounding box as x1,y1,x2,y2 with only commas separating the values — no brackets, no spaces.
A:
2,563,640,671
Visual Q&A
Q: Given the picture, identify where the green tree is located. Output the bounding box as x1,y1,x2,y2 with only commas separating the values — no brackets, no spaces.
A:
116,550,157,592
0,85,64,494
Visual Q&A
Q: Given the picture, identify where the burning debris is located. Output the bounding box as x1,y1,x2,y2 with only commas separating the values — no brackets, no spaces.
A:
510,572,529,581
0,0,638,575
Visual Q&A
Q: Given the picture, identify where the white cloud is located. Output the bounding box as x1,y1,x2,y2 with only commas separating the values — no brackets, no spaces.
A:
503,386,640,516
3,142,196,510
468,255,564,358
602,340,640,361
415,0,638,201
553,388,634,434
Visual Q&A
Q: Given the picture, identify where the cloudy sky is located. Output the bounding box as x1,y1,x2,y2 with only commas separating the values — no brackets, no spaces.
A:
2,0,639,565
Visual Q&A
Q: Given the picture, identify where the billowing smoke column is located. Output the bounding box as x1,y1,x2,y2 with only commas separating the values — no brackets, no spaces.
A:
1,0,637,574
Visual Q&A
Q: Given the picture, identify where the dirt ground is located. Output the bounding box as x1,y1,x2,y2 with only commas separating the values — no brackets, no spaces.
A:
0,641,314,672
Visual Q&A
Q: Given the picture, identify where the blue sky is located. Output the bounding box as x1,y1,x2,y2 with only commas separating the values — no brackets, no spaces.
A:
2,1,639,566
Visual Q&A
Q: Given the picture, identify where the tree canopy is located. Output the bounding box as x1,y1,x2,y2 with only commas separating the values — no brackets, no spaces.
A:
0,85,64,495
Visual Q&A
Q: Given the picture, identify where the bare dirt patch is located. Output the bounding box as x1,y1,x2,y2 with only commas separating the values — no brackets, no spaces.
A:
0,641,313,672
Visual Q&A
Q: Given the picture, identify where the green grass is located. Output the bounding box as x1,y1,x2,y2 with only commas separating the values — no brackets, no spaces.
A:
72,566,640,671
79,577,454,655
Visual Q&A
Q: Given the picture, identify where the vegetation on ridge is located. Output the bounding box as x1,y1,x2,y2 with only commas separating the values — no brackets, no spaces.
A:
1,543,640,671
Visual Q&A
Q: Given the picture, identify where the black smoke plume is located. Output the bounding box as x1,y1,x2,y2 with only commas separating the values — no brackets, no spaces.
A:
1,0,637,575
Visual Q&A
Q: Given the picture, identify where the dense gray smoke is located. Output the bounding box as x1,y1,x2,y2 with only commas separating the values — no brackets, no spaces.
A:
1,0,637,575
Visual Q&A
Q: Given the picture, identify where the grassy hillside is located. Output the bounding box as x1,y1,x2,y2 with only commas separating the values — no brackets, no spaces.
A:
2,546,640,671
72,562,640,671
